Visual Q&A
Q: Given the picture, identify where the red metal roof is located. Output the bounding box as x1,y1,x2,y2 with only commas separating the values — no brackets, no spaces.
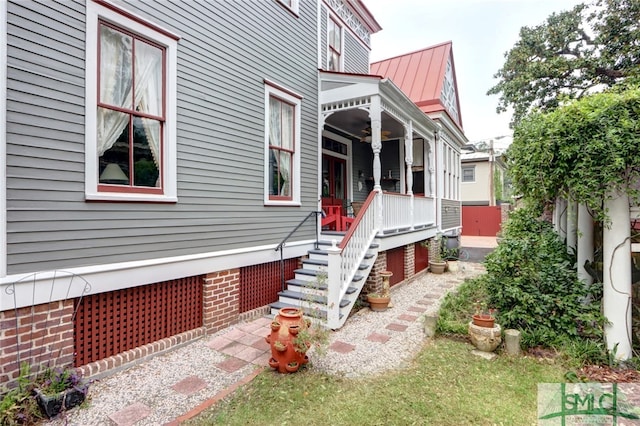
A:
371,41,463,130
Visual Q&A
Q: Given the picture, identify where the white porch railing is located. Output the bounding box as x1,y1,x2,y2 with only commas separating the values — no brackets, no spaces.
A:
326,192,378,329
382,193,435,233
414,196,436,228
325,192,436,329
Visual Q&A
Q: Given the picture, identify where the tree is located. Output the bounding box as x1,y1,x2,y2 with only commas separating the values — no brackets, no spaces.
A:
507,86,640,223
488,0,640,126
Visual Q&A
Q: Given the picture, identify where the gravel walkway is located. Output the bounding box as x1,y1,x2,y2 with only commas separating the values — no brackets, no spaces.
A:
45,263,485,425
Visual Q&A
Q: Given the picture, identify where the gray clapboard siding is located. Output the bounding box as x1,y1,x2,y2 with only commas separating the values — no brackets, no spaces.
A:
441,199,462,230
343,31,369,74
5,0,320,273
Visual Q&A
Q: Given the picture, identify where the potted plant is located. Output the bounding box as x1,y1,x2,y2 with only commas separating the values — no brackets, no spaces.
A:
367,271,392,311
293,324,329,357
472,301,496,328
273,340,287,352
285,361,299,373
427,236,447,274
34,366,89,419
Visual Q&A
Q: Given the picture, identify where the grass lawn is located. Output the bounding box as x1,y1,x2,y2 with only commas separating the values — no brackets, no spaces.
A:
188,337,567,425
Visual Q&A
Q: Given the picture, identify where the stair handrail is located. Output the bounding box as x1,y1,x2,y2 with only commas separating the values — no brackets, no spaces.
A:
326,192,379,328
338,192,378,250
275,211,323,291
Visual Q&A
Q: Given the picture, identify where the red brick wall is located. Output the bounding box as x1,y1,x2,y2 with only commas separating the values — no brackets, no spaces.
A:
203,268,240,333
1,300,75,385
365,251,387,294
404,243,415,281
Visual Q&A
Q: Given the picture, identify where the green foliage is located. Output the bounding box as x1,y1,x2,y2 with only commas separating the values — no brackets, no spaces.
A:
508,87,640,223
38,366,85,396
0,363,88,425
0,363,44,426
493,167,503,203
436,276,489,335
488,0,640,126
483,208,605,355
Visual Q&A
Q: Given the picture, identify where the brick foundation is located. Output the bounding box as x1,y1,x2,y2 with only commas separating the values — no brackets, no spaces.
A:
365,251,387,295
428,237,441,264
1,300,75,385
404,243,415,281
203,268,241,333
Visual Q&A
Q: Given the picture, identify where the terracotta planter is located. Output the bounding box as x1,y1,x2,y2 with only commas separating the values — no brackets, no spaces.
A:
472,314,495,328
268,357,279,369
270,321,281,331
268,308,309,373
288,325,300,335
367,294,390,311
285,362,299,373
430,261,447,274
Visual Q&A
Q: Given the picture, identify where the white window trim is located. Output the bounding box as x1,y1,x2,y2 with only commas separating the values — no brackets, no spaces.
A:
85,0,179,202
277,0,299,15
327,14,343,72
264,82,302,206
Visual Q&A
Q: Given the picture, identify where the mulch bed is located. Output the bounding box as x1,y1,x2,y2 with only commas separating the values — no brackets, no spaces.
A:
578,364,640,383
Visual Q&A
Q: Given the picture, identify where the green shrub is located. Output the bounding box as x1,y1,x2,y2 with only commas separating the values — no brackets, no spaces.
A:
484,207,605,351
437,275,489,335
0,363,43,426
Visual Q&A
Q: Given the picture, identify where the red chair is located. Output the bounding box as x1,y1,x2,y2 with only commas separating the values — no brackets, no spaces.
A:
321,205,342,231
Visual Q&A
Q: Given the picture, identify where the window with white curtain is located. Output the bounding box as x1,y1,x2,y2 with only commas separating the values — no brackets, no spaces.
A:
85,1,178,202
264,82,301,205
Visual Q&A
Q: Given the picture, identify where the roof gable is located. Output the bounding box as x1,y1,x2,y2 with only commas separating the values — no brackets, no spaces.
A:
371,41,463,130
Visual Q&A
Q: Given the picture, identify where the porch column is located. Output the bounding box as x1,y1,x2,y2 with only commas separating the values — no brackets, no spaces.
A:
428,144,435,197
566,200,577,253
603,189,632,360
577,203,594,286
369,95,383,232
404,122,414,230
435,125,443,231
556,198,567,242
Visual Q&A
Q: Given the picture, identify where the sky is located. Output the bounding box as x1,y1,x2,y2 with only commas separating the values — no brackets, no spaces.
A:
363,0,585,148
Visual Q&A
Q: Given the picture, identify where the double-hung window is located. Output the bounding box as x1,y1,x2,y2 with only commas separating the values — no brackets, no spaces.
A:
264,82,301,205
328,17,342,72
85,1,178,202
462,166,475,183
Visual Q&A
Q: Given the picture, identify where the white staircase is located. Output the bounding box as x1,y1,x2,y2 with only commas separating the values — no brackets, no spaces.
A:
269,233,379,329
